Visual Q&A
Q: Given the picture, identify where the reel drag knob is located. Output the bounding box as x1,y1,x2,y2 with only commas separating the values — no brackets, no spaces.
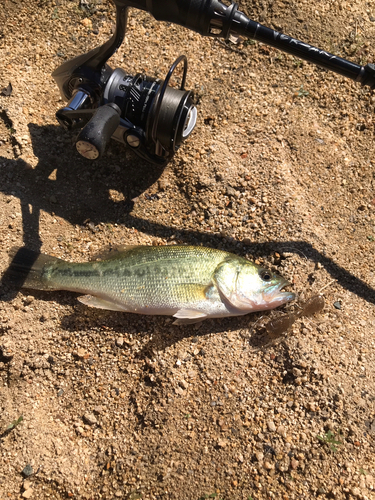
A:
76,103,121,160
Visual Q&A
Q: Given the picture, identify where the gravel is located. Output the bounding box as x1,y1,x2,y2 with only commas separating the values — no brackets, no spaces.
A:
0,0,375,499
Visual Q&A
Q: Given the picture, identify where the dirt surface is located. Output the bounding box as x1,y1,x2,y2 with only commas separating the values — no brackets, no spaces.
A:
1,0,375,499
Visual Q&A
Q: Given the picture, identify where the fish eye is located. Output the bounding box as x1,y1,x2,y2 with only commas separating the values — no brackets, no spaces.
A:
260,270,272,282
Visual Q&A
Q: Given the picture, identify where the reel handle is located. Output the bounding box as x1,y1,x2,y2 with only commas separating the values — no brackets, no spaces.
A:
75,104,121,160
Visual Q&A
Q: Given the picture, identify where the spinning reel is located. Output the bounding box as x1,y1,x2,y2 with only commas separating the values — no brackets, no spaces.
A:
53,0,375,166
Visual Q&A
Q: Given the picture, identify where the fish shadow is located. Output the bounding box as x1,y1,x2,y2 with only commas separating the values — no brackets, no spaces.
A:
58,302,296,356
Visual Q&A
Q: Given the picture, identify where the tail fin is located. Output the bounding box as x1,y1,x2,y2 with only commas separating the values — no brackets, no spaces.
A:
7,247,62,290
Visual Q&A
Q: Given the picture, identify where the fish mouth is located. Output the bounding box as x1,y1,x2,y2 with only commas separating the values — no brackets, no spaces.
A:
264,278,295,304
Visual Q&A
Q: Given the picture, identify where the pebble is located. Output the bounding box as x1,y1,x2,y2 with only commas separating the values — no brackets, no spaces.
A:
158,178,169,190
290,458,299,470
22,465,33,477
179,379,189,390
83,413,97,426
81,17,92,29
333,301,342,309
277,425,287,438
0,339,15,360
23,295,34,305
350,487,361,497
116,337,124,348
267,420,276,432
23,481,31,490
264,460,274,470
217,439,228,448
226,186,238,197
22,489,33,499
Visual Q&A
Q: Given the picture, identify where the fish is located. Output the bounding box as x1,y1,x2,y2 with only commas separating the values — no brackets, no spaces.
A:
7,245,295,325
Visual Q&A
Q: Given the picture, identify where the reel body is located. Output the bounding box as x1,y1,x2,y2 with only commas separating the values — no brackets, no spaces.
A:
54,51,196,165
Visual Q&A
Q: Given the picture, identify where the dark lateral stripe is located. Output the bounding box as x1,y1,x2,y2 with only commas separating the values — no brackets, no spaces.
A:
57,269,100,277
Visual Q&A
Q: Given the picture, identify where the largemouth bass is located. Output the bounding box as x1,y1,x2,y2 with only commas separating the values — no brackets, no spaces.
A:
8,246,295,324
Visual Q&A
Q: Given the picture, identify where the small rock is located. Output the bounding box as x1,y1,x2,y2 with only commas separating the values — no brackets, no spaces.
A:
22,489,33,499
81,17,92,29
217,439,228,448
263,460,274,470
158,178,169,191
299,432,307,441
23,480,31,490
333,301,341,310
93,405,103,414
24,296,34,305
290,459,299,470
0,339,15,360
77,348,86,358
179,379,189,390
366,474,374,487
83,413,97,426
256,451,264,462
226,186,238,197
277,425,287,438
267,420,276,432
350,487,361,497
57,389,64,397
22,465,33,477
116,337,124,348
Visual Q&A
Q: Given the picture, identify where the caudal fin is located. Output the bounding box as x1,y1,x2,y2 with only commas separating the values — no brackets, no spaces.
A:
7,247,62,290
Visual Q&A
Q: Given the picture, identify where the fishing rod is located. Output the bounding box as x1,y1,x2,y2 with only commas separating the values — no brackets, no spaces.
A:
53,0,375,166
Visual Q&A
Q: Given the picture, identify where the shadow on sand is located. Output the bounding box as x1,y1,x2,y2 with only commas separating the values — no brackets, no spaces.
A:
1,120,374,316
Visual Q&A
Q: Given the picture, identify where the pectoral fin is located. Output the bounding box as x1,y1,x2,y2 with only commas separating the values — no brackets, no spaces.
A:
78,295,127,312
172,308,208,325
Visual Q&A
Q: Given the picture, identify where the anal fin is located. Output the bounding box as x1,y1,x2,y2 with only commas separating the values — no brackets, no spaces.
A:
78,295,127,312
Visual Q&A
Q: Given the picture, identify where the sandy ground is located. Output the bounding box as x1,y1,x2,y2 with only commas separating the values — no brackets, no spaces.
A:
1,0,375,499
